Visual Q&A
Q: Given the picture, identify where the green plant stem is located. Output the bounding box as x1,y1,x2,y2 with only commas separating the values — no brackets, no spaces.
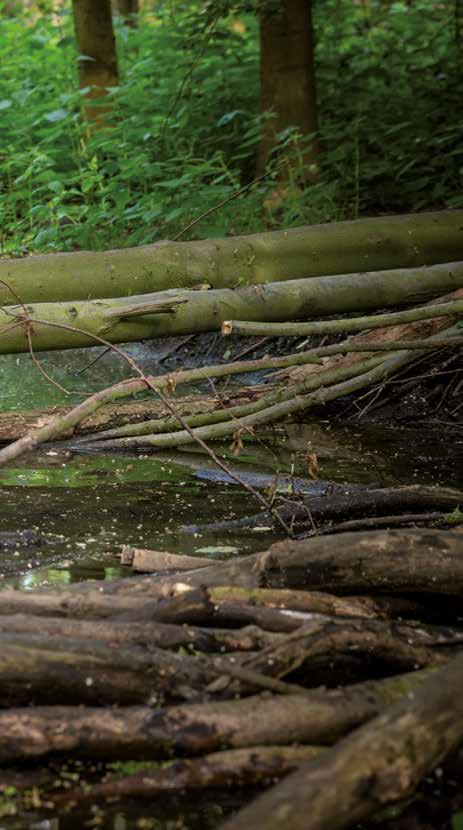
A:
222,299,463,338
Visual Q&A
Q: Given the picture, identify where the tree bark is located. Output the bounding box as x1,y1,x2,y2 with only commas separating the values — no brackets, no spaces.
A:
1,210,461,304
0,669,432,764
0,394,218,443
131,528,463,599
258,0,319,174
220,653,463,830
113,0,138,26
59,746,321,806
1,262,462,354
71,0,119,121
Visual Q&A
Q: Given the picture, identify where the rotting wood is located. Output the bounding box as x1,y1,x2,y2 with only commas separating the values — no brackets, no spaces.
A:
58,745,323,807
0,668,433,764
190,484,463,533
220,652,463,830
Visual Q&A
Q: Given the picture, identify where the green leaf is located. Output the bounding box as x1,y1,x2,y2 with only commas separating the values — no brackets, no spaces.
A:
0,100,12,111
44,108,69,123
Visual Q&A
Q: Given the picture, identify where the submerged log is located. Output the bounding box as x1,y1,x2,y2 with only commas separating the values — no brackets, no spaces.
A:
1,262,462,354
1,210,461,304
0,395,219,443
220,653,463,830
189,484,463,532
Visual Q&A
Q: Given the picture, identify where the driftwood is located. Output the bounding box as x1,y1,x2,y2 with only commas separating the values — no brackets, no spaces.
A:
120,546,214,571
112,528,463,599
220,652,463,830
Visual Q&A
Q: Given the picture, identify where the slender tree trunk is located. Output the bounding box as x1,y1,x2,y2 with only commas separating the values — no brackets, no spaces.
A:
113,0,138,26
71,0,119,121
258,0,319,175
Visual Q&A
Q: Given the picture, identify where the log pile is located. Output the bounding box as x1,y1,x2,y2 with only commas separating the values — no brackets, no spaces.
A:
0,209,460,467
1,528,463,828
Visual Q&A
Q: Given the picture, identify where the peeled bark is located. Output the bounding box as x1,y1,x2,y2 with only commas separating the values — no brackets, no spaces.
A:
220,653,463,830
1,210,462,304
72,0,119,122
258,0,319,173
1,262,462,354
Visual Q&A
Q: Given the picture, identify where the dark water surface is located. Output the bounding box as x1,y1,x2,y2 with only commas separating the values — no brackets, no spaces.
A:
0,419,461,829
0,419,461,590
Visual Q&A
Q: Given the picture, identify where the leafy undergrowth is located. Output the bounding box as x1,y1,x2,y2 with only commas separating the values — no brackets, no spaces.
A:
0,0,461,255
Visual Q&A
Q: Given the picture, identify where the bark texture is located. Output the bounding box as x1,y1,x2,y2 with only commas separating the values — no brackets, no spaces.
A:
0,670,431,764
1,262,462,354
72,0,119,119
220,654,463,830
113,0,138,25
1,210,461,304
259,0,319,173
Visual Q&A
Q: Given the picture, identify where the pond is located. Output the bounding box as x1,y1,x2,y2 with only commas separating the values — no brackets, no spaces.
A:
0,345,461,829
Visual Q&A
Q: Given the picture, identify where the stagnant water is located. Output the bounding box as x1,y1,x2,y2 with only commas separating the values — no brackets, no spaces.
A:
0,420,461,591
0,338,462,828
0,420,461,829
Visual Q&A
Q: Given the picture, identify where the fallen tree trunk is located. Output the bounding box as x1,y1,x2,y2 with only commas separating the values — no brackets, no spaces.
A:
220,652,463,830
129,528,463,598
194,484,463,532
1,262,462,354
1,210,461,304
0,636,221,706
0,669,432,764
59,745,323,807
0,613,283,653
0,394,220,443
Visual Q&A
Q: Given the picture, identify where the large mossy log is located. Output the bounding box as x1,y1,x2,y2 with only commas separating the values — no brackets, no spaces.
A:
1,261,462,354
220,653,463,830
1,210,462,304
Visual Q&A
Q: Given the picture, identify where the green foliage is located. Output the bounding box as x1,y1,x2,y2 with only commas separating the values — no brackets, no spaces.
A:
0,0,461,255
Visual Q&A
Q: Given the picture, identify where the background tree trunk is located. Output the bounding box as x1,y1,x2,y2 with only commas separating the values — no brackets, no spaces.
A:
113,0,138,27
71,0,119,121
258,0,319,175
